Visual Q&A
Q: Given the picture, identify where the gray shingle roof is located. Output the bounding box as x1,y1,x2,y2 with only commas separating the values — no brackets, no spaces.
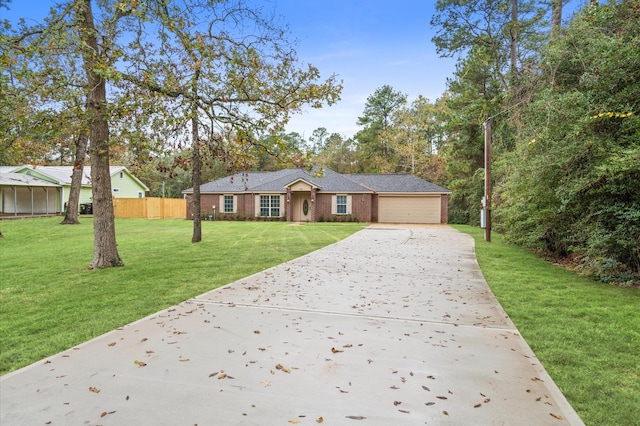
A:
186,167,371,194
345,173,450,193
185,167,449,194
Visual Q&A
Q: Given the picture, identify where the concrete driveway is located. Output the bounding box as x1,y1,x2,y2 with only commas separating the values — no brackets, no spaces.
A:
1,225,583,425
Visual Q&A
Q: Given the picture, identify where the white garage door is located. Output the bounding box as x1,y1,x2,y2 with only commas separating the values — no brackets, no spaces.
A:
378,195,441,224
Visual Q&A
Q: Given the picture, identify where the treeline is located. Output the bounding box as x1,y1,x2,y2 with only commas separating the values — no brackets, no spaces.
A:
431,0,639,285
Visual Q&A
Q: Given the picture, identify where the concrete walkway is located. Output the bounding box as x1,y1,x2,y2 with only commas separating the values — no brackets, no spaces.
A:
1,225,583,425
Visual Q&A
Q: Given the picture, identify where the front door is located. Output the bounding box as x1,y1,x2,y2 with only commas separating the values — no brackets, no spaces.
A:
293,193,311,221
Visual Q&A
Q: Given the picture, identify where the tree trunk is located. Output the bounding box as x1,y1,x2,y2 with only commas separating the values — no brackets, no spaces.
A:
78,0,123,269
60,130,88,225
551,0,563,39
510,0,518,79
191,129,202,243
191,69,202,243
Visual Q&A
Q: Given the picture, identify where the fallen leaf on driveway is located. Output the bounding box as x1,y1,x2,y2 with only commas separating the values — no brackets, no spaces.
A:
275,364,291,373
89,387,100,393
345,415,366,420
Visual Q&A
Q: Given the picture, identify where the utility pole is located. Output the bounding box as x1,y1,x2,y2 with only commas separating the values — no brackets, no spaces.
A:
484,118,492,242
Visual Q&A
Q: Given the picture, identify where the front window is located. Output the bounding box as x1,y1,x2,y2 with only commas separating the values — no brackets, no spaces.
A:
224,195,234,213
336,195,347,214
260,195,280,217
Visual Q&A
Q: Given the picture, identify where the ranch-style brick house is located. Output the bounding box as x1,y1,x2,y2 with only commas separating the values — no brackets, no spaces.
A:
183,167,451,224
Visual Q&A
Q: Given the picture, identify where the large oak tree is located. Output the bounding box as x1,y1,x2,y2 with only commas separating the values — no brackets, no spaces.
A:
3,0,341,264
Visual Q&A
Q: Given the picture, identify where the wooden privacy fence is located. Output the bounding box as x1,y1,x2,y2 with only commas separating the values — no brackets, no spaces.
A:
113,197,186,219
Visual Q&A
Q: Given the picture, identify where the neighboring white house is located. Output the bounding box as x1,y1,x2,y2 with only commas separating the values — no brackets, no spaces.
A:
0,165,149,215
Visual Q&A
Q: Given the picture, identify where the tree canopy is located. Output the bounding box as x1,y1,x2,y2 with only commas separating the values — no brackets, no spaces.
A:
1,0,342,263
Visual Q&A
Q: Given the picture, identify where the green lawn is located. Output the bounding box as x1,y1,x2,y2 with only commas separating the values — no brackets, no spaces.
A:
453,225,640,426
0,217,365,375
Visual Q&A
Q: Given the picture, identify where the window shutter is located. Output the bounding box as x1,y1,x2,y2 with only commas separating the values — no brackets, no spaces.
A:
347,195,352,214
254,195,260,217
331,195,337,214
233,195,238,213
279,195,284,217
219,195,224,212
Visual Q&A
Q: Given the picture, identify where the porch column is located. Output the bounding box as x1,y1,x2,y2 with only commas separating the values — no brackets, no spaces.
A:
285,187,292,221
29,187,33,216
12,185,17,216
310,187,317,222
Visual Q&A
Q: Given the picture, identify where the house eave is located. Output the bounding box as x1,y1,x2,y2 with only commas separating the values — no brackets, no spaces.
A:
376,192,452,196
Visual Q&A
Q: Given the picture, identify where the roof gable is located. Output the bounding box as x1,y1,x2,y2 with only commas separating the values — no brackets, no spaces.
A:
286,178,320,191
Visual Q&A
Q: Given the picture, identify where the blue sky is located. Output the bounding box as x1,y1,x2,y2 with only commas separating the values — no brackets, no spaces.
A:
273,0,456,139
2,0,590,140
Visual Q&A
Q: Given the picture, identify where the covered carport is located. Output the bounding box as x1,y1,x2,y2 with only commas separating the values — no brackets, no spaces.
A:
0,173,61,216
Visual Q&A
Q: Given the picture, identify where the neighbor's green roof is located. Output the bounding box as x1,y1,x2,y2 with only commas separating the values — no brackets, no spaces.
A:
8,165,149,191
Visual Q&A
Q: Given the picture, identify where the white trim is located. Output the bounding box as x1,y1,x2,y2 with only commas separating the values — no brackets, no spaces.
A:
332,194,351,215
257,194,283,217
221,194,237,213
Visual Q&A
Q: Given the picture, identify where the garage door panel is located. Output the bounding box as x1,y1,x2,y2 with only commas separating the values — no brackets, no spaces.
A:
378,196,440,224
